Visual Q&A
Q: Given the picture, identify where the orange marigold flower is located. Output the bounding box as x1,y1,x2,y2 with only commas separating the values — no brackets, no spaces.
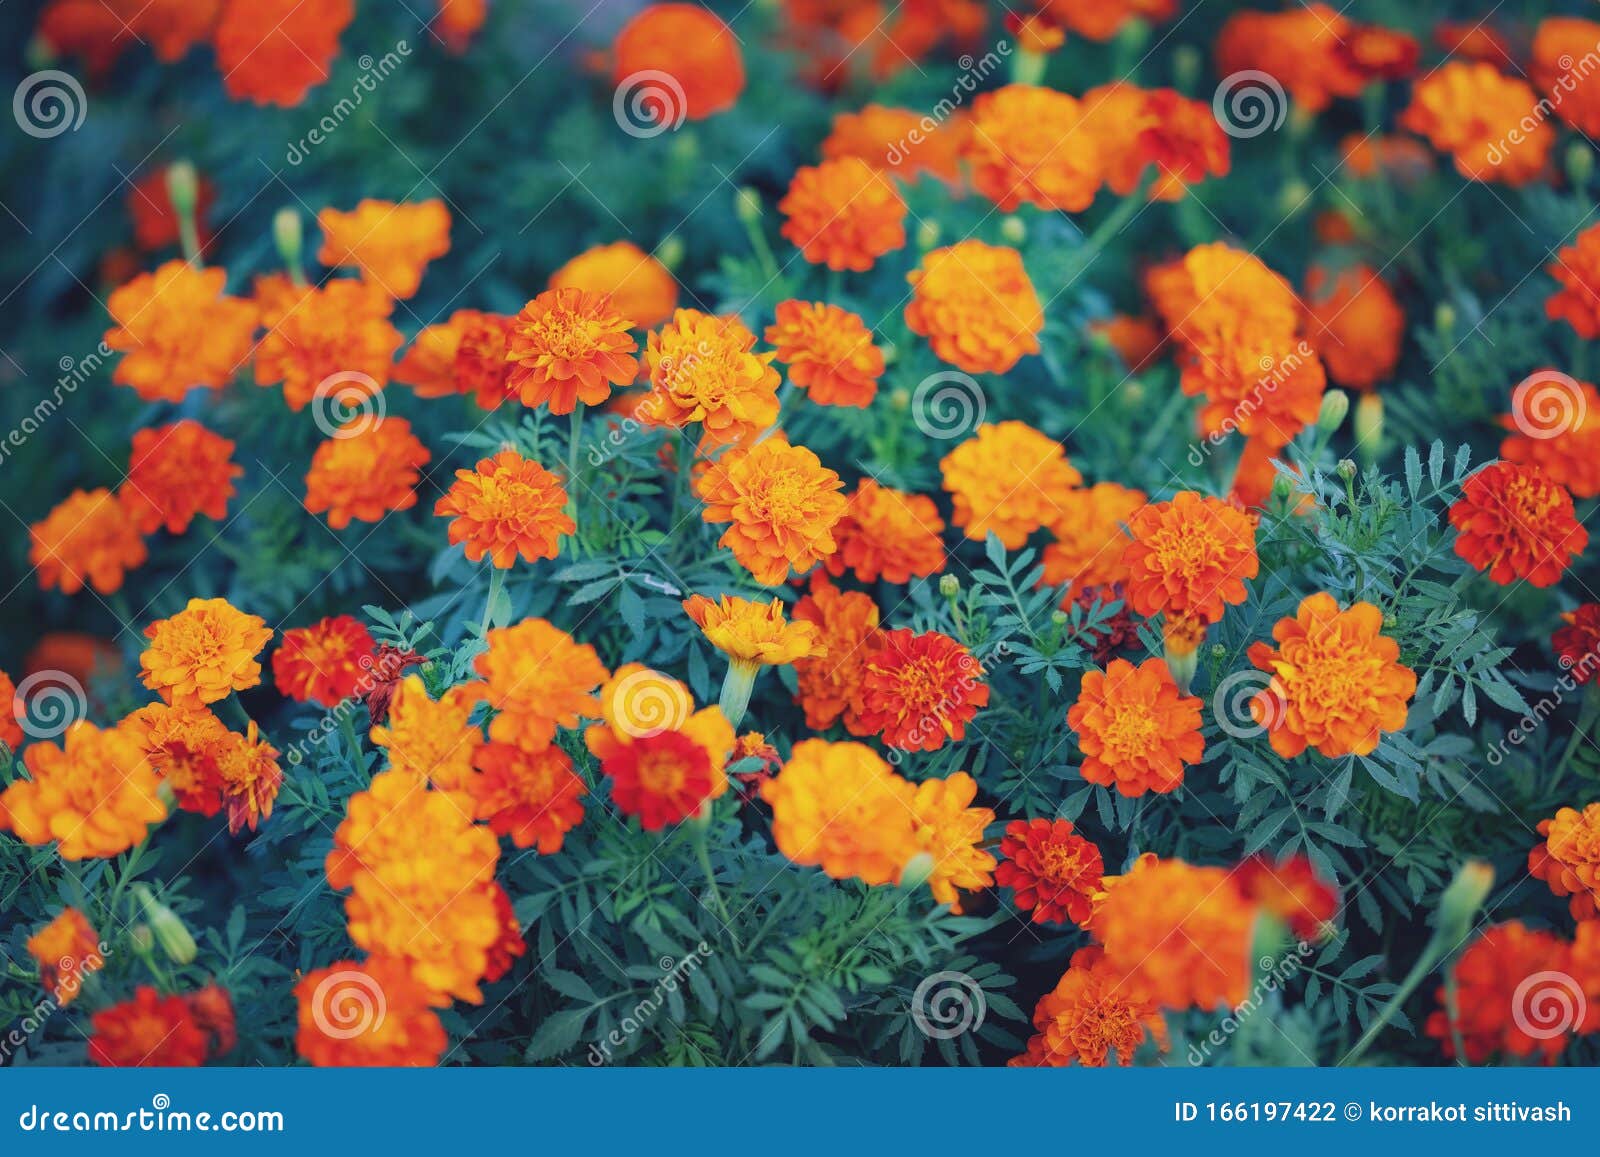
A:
119,420,241,535
764,300,883,408
1499,375,1600,499
183,984,236,1059
471,620,608,749
395,309,516,405
1093,856,1255,1010
1042,482,1147,588
1247,592,1417,760
0,670,21,752
549,241,678,330
208,720,282,834
483,883,526,983
1043,0,1177,42
1121,491,1259,624
434,0,487,52
1425,922,1574,1063
1303,263,1405,391
304,416,432,531
140,597,273,708
212,0,354,107
435,448,575,568
1530,802,1600,921
317,199,451,300
1089,314,1165,373
1236,855,1339,941
121,702,235,817
104,260,257,402
906,241,1043,375
1216,5,1417,113
272,615,376,708
0,721,166,859
940,421,1081,550
1068,657,1204,796
1082,84,1229,202
1554,606,1600,685
1149,242,1300,351
1449,462,1587,587
255,279,402,411
695,437,847,585
89,985,208,1067
640,309,781,445
792,575,880,731
822,103,966,185
394,310,474,398
683,594,825,670
295,957,447,1067
760,739,919,886
612,3,745,121
826,478,946,585
1401,63,1552,185
29,488,148,596
855,628,989,752
504,288,639,414
1532,18,1600,138
27,907,102,1005
1547,225,1600,340
908,771,996,911
1016,946,1170,1067
370,675,480,797
995,817,1104,925
470,741,587,852
778,157,908,272
963,85,1100,212
1185,335,1328,450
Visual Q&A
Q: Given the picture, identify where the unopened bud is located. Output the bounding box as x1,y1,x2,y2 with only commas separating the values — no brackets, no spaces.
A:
1000,216,1026,245
915,219,941,250
1318,388,1349,431
1050,609,1068,626
899,852,936,893
734,187,763,227
1435,861,1494,946
939,574,960,598
1337,458,1357,481
1434,303,1456,334
165,161,198,218
1568,141,1594,190
1354,392,1385,465
273,208,303,269
134,884,197,965
653,234,685,271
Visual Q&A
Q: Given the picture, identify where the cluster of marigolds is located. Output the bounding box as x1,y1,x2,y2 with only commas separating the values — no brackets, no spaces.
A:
10,0,1600,1067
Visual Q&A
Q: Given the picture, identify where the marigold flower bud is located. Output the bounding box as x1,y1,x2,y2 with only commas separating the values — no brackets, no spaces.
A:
1354,392,1384,464
1000,216,1027,245
134,884,197,965
1318,388,1349,431
939,574,960,598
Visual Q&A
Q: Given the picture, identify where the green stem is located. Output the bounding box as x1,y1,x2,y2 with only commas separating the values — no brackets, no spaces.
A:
480,565,507,638
717,660,758,730
692,816,740,950
218,695,252,732
1069,172,1152,271
339,708,365,773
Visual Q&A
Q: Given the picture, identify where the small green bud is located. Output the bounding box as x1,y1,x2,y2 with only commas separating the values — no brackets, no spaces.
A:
165,161,199,218
1000,215,1027,245
1318,388,1350,431
1434,303,1456,333
1567,141,1593,190
1337,458,1357,481
1354,392,1385,465
733,187,763,227
890,387,910,411
899,852,935,893
273,208,303,269
130,925,154,956
134,884,197,965
915,219,941,250
653,234,685,271
1435,861,1494,946
1209,642,1227,659
1050,609,1068,626
1172,45,1202,94
938,574,960,598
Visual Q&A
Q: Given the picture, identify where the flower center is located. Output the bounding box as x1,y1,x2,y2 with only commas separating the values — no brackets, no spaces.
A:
1101,702,1160,761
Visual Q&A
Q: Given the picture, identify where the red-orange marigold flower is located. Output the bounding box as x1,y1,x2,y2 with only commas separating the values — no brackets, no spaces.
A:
435,449,575,568
906,241,1043,375
27,907,102,1005
1532,19,1600,138
272,615,376,708
1121,491,1259,624
995,818,1105,926
1547,224,1600,340
140,597,273,708
792,575,880,732
964,85,1100,212
317,199,451,300
695,437,846,585
1082,84,1229,202
295,958,446,1067
1043,0,1177,43
30,488,148,596
778,157,908,272
1554,606,1600,685
212,0,354,107
855,629,989,752
0,721,166,860
1042,482,1146,588
822,103,966,185
1449,462,1587,587
548,241,678,330
764,300,883,408
104,260,257,402
1236,855,1339,942
1216,5,1417,113
1499,374,1600,499
504,288,640,413
1247,592,1417,760
119,420,241,535
255,279,402,411
0,670,22,752
1068,657,1204,796
760,739,919,886
640,309,781,445
304,417,432,531
470,741,587,852
612,3,745,121
1401,63,1552,185
940,421,1082,550
89,985,208,1067
470,619,608,749
1015,946,1170,1067
826,478,946,585
1425,922,1573,1063
1530,802,1600,921
1303,263,1405,391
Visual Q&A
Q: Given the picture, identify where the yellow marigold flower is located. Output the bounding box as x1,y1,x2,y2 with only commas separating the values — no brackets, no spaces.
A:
1248,592,1417,759
1067,657,1204,796
316,198,451,299
695,437,847,585
826,478,946,585
640,309,781,446
682,594,825,672
1530,802,1600,921
104,259,257,402
764,299,884,408
760,739,919,886
469,619,609,750
939,421,1082,549
777,157,908,272
504,287,640,414
0,721,166,860
370,675,481,797
909,771,997,911
905,241,1043,375
1042,482,1147,588
548,240,678,330
434,448,574,568
303,416,432,531
30,488,148,596
964,84,1101,212
139,597,273,708
1148,242,1300,353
